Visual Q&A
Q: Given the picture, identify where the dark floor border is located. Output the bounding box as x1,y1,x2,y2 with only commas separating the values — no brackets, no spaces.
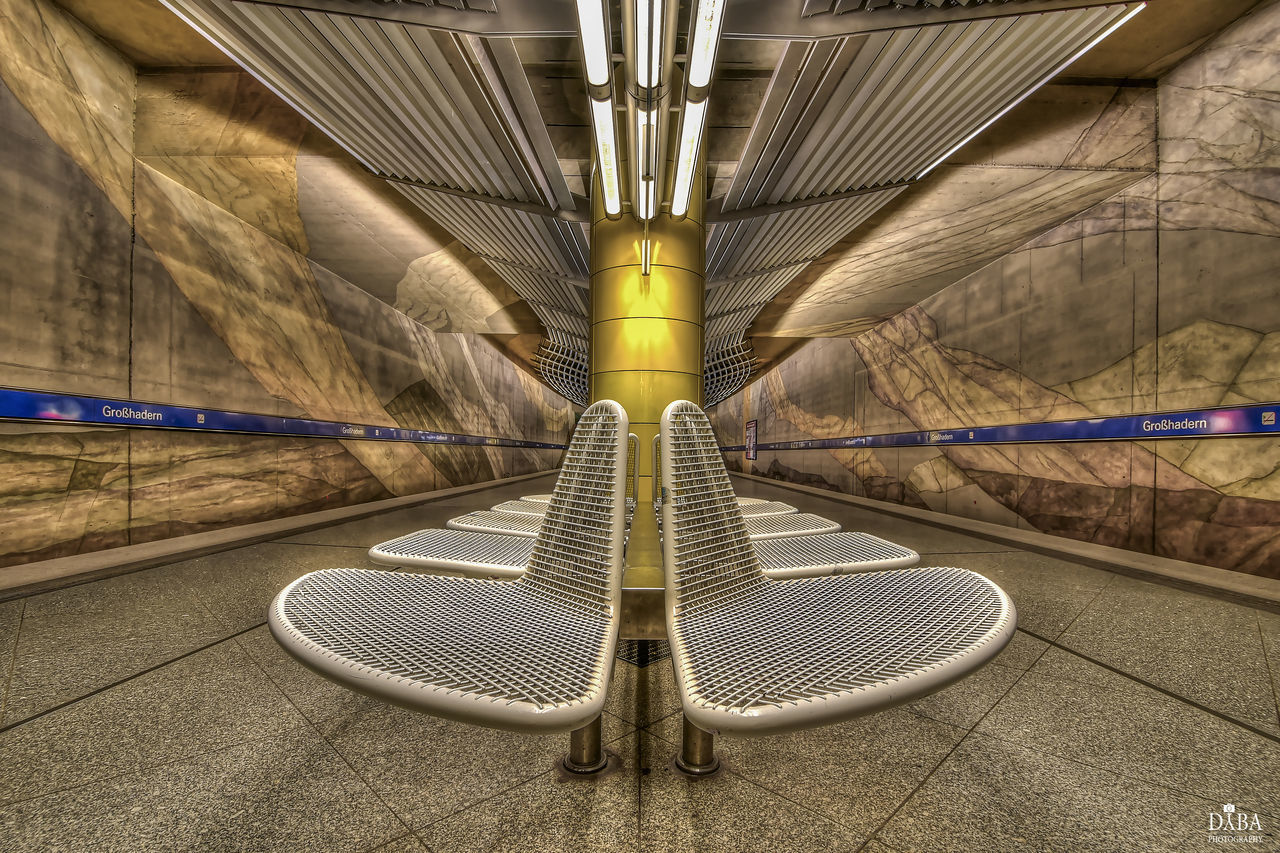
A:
731,471,1280,612
0,469,558,601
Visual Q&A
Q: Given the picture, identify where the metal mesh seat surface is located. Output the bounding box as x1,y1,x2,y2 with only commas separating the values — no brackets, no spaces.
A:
754,532,920,578
491,499,551,516
270,400,630,733
447,510,546,538
659,400,1015,735
736,501,799,517
743,512,841,540
736,497,768,506
521,494,553,503
368,528,534,577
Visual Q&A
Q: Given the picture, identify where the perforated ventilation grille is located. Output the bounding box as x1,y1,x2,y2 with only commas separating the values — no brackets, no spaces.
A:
279,570,610,708
371,528,533,568
704,333,755,407
674,566,1010,712
536,330,589,406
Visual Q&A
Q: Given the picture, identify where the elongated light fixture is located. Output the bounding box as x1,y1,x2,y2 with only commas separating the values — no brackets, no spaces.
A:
576,0,622,216
576,0,611,87
686,0,724,89
591,98,622,215
670,0,725,218
635,0,663,89
670,99,707,218
918,2,1146,179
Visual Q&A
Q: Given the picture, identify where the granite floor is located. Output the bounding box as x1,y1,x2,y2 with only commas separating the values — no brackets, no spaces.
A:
1,473,1278,852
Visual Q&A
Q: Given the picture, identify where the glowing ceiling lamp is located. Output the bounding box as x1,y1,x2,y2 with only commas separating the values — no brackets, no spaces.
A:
670,0,725,218
635,0,663,89
686,0,724,89
576,0,611,87
591,98,622,216
670,99,706,218
575,0,622,216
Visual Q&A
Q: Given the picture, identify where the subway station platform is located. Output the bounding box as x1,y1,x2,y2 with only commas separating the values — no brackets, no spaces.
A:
1,474,1277,852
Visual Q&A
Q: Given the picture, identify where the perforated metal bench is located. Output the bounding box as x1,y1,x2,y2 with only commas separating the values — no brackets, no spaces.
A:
754,532,919,578
368,528,534,578
447,509,546,538
735,500,799,517
521,494,553,503
659,400,1016,773
490,499,555,516
743,512,841,540
270,400,630,768
736,497,768,506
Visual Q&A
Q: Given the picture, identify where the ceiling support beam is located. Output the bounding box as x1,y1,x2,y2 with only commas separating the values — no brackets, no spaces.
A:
707,178,916,224
226,0,579,36
380,174,589,222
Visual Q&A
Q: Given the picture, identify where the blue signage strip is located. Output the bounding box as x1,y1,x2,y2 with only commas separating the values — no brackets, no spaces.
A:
720,403,1280,453
0,387,567,450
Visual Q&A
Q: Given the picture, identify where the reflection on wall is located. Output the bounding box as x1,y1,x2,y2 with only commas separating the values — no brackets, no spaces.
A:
712,3,1280,577
0,0,574,571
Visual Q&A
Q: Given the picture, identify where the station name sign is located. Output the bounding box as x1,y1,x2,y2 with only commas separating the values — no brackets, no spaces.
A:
0,387,567,450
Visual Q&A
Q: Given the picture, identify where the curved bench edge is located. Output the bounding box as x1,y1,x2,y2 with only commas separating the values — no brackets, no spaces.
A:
268,571,614,734
671,572,1018,737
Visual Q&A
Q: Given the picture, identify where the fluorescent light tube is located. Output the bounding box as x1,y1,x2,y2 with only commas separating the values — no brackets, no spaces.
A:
670,98,707,217
687,0,724,89
635,0,663,89
591,97,622,215
576,0,611,87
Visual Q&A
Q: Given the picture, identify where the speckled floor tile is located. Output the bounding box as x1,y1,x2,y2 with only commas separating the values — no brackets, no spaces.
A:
369,834,430,853
905,660,1024,729
4,567,229,723
0,728,407,853
635,732,863,852
995,629,1051,671
170,541,382,632
604,659,683,728
976,647,1280,816
318,701,634,829
235,624,381,725
0,600,22,720
648,707,966,837
1059,575,1280,734
0,639,308,805
418,734,641,852
1261,611,1280,731
878,732,1229,853
924,551,1114,638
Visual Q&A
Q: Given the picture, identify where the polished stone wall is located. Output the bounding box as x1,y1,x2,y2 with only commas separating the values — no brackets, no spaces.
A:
0,0,574,571
713,2,1280,577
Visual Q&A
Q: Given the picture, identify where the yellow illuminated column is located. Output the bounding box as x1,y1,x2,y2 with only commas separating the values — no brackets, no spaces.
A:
588,168,704,507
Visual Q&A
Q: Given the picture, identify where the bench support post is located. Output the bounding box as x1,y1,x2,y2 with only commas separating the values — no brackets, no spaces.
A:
675,716,720,776
562,715,607,774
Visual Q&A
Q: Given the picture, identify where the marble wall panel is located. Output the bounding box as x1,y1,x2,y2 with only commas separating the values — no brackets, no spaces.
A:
0,0,573,573
0,78,131,397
